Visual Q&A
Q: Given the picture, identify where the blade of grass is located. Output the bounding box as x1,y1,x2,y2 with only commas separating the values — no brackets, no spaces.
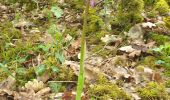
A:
76,0,90,100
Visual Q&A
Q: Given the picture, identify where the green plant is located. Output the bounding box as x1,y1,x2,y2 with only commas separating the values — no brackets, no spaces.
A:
76,0,89,100
153,43,170,68
51,5,63,19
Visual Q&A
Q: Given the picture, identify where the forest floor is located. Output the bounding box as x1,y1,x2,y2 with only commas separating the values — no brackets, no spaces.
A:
0,1,170,100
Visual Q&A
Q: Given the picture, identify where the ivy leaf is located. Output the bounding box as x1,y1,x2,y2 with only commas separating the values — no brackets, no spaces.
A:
35,64,46,76
51,5,63,19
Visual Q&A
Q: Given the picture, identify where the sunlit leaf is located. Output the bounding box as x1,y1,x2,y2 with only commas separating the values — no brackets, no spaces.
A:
51,5,63,19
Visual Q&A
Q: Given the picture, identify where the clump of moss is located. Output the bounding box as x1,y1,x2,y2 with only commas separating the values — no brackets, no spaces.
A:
88,30,107,44
90,44,117,58
164,16,170,29
88,75,131,100
138,82,169,99
116,0,144,29
15,67,36,86
155,0,170,15
166,80,170,87
165,0,170,5
112,56,131,67
144,0,158,5
164,70,170,77
143,56,157,68
56,65,76,81
149,32,169,45
86,7,104,34
146,9,158,18
0,21,21,61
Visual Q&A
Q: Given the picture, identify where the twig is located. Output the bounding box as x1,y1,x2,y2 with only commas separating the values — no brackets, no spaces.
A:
48,81,76,83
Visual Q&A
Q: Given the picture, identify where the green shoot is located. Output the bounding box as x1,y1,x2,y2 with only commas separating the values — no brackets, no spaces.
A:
76,0,90,100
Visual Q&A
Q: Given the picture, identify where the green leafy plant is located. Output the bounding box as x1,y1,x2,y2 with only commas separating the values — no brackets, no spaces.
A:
51,5,63,19
153,43,170,68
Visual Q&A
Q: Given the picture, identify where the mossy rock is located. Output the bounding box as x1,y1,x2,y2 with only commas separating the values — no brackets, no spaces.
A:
88,75,131,100
138,82,169,99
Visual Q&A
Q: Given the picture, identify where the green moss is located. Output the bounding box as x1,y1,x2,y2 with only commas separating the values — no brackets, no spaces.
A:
166,80,170,87
164,70,170,77
138,82,169,99
146,9,158,18
155,0,170,15
143,56,157,68
15,67,35,86
90,44,117,58
116,0,144,29
112,56,131,67
83,7,106,44
0,21,21,61
63,27,79,39
144,0,158,5
42,8,53,20
85,7,104,34
87,30,107,44
65,0,85,10
149,32,169,45
165,0,170,5
136,65,145,72
164,17,170,29
88,75,131,100
56,65,76,81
